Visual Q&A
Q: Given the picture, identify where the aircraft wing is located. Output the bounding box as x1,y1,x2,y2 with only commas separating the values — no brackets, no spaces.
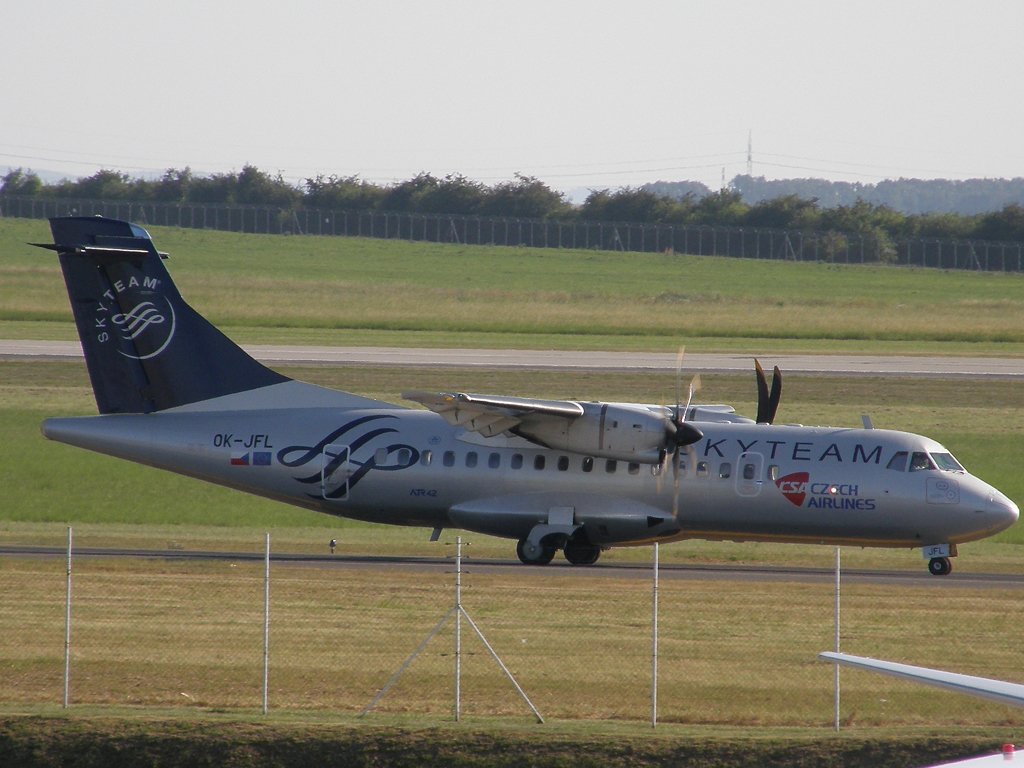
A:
820,653,1021,767
929,752,1017,767
819,652,1024,709
403,391,584,438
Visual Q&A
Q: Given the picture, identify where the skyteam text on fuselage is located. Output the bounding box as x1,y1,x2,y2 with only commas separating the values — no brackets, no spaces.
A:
36,217,1019,574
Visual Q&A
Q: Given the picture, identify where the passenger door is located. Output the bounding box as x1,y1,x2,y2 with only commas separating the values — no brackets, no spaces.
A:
321,444,351,500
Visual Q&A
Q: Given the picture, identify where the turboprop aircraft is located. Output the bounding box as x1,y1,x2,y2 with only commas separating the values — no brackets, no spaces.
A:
34,217,1019,574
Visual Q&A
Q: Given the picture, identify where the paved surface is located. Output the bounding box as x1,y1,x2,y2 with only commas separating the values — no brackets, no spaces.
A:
3,340,1024,378
2,545,1020,589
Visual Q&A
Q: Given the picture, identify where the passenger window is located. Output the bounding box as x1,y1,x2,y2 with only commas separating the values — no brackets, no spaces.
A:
511,454,523,470
678,458,688,477
374,447,388,464
488,452,500,469
420,449,433,467
443,451,455,467
628,462,640,475
398,448,411,465
719,463,732,479
557,456,569,471
696,461,709,478
910,452,936,472
466,452,478,468
886,451,907,471
534,455,546,470
767,465,779,481
743,463,755,480
605,459,617,473
582,457,594,472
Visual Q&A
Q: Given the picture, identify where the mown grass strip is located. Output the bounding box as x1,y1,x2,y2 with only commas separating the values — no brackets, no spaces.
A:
4,218,1024,351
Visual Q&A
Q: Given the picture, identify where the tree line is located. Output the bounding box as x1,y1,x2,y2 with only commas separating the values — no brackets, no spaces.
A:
4,165,1024,244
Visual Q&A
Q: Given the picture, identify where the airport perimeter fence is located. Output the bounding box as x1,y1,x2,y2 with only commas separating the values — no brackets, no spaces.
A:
3,194,1023,273
2,530,1021,728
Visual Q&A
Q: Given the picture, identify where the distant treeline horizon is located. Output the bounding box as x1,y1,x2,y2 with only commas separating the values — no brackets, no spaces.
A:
4,166,1024,244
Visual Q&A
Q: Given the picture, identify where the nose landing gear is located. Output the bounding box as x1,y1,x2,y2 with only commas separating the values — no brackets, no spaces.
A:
928,557,952,576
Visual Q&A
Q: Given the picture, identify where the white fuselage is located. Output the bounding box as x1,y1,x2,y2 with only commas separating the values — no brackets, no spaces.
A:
42,382,1019,552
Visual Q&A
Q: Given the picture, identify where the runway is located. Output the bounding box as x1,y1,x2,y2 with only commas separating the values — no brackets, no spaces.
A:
3,340,1024,378
2,545,1021,589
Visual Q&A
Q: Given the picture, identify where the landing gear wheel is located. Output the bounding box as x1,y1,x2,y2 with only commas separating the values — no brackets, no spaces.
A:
563,540,601,565
517,539,556,565
928,556,952,576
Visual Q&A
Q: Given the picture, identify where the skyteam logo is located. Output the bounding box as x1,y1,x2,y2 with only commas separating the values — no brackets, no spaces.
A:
94,276,177,360
113,301,166,340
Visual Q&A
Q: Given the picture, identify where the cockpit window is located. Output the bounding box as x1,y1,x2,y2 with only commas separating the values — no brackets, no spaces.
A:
909,451,936,472
886,451,907,472
930,452,964,472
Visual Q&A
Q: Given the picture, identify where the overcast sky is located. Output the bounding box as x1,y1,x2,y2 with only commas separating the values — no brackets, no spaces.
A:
3,1,1023,193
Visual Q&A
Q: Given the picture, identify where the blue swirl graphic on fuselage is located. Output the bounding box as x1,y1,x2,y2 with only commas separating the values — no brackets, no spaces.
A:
276,414,420,499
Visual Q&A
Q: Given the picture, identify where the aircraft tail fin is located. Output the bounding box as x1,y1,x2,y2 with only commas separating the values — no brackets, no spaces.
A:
39,216,290,414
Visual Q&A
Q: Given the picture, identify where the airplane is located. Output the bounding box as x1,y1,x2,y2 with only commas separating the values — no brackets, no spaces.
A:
32,216,1019,574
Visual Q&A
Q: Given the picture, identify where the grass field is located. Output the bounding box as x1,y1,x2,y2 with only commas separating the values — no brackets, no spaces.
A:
3,554,1022,728
3,217,1024,353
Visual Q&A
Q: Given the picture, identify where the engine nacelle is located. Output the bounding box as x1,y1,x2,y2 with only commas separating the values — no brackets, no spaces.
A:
515,403,668,464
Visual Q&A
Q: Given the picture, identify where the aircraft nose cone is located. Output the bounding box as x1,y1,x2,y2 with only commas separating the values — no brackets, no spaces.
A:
987,491,1020,529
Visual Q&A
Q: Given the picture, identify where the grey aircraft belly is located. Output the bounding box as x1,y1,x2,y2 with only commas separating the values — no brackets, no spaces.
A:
35,217,1019,575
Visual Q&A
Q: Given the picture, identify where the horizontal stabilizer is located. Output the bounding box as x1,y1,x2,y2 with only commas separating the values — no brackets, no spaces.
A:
31,241,167,262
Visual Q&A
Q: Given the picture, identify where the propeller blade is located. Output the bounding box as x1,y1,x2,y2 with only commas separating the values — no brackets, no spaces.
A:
674,347,685,422
754,358,771,423
672,446,680,518
685,374,701,419
767,365,783,425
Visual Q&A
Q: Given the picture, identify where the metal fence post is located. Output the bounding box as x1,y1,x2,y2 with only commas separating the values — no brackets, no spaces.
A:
263,532,270,715
834,546,840,731
63,526,73,708
652,542,659,728
455,536,462,721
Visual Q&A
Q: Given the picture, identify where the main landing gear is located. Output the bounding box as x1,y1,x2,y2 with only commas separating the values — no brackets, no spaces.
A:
516,538,602,566
516,539,556,565
928,557,953,576
563,540,601,565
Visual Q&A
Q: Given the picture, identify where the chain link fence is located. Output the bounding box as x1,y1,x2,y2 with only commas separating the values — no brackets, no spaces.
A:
3,195,1022,272
3,530,1021,727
